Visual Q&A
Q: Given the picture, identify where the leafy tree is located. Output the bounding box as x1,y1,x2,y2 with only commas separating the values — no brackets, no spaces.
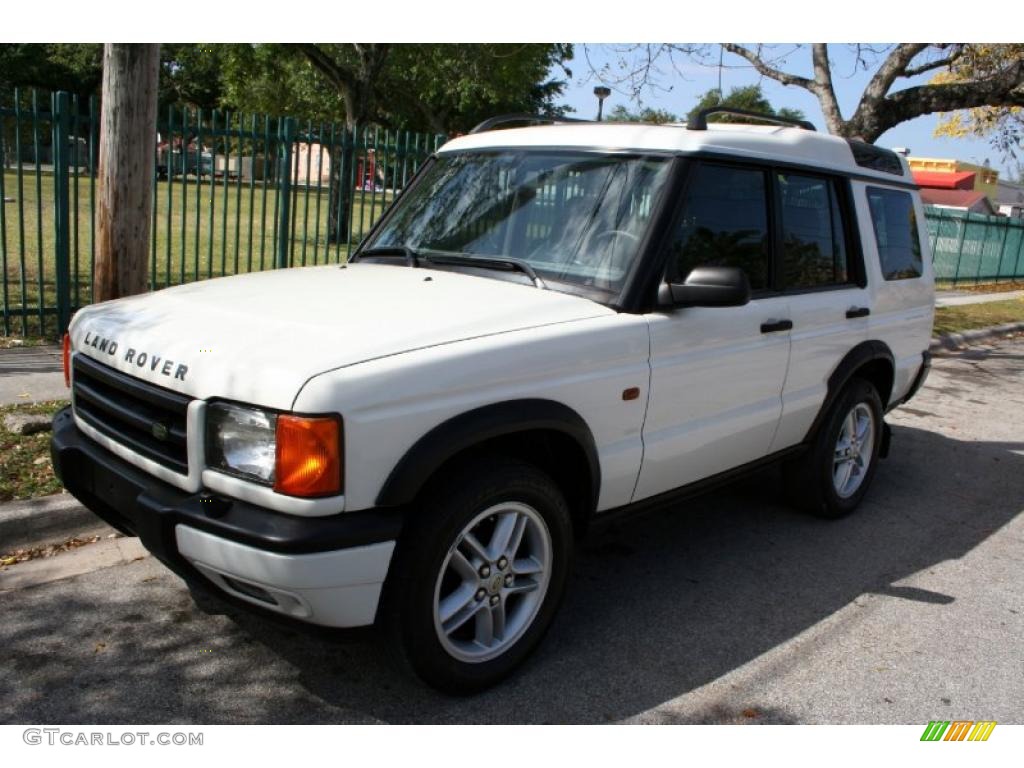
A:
278,43,573,240
0,43,103,99
606,105,679,124
218,44,346,121
292,43,572,133
159,44,228,112
932,44,1024,157
380,44,573,134
687,84,806,125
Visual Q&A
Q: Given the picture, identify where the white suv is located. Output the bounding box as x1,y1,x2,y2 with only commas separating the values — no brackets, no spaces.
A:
52,110,934,692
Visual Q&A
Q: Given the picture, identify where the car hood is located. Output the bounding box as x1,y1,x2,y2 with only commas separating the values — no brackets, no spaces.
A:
69,263,614,409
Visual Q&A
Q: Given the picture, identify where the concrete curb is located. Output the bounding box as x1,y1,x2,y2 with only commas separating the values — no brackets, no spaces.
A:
930,321,1024,352
0,494,112,552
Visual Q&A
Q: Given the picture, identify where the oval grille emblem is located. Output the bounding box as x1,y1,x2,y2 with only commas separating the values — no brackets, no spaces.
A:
151,422,169,441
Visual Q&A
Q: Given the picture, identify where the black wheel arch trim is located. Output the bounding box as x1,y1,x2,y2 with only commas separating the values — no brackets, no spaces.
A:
805,340,895,442
376,399,601,510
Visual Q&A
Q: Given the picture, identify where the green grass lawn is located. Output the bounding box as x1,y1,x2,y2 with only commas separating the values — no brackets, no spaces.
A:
933,297,1024,336
1,168,393,337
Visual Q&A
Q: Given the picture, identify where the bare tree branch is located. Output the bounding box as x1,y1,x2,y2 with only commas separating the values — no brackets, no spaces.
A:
719,43,816,90
811,44,843,132
860,43,930,107
901,45,964,78
850,57,1024,142
584,42,1024,146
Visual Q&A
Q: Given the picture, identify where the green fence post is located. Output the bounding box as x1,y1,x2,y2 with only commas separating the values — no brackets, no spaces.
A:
951,213,968,285
974,214,992,285
928,208,942,255
275,117,296,269
1012,220,1024,279
51,91,72,336
994,217,1010,283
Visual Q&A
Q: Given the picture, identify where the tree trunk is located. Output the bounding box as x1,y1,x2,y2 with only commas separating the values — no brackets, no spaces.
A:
95,44,160,301
327,129,355,246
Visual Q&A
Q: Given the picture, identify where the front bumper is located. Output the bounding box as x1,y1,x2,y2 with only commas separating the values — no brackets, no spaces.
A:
51,407,403,627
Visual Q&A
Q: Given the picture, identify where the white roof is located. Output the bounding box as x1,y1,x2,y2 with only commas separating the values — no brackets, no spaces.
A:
439,122,909,183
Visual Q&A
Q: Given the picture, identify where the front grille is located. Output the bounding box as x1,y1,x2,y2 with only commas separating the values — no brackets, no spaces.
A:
72,354,191,474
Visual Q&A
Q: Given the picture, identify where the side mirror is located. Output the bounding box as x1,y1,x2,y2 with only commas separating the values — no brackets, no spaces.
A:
658,266,751,308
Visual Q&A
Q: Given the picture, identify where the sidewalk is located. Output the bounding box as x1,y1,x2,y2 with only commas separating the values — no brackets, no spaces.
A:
0,344,66,405
0,287,1021,405
934,289,1024,308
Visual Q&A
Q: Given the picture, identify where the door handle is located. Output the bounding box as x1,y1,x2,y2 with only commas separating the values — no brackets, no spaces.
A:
760,319,793,334
846,307,871,319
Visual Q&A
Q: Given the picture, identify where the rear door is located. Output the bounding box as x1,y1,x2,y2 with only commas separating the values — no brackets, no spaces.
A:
635,161,791,500
860,184,935,404
769,171,872,450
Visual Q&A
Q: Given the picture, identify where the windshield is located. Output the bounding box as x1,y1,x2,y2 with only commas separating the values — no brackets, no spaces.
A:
364,151,673,295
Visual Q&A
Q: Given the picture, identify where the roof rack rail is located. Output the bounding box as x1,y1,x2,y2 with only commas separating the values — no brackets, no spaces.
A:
468,113,589,135
688,107,816,132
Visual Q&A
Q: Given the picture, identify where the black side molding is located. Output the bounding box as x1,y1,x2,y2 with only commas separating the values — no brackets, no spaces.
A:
846,307,871,319
376,399,601,509
805,340,895,441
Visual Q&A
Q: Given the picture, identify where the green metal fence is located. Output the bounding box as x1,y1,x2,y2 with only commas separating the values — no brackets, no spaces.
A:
7,90,1023,339
925,207,1024,285
1,88,445,338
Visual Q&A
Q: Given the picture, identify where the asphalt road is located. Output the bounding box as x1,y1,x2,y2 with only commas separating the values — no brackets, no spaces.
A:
2,337,1022,724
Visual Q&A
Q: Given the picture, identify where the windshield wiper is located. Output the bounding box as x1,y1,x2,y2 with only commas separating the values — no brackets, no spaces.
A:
357,245,421,268
421,254,547,289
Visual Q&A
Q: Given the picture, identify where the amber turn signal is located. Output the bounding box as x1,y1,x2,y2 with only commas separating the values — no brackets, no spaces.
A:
274,415,343,497
62,334,71,388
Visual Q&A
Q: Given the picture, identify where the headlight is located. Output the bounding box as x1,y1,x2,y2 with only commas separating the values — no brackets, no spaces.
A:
206,403,277,484
205,402,343,497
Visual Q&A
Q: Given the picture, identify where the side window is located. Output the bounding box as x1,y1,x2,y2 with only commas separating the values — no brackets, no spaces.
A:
778,173,850,288
668,164,770,290
866,187,923,280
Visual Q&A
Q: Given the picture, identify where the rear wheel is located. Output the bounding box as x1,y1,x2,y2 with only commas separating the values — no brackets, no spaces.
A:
383,458,573,693
785,377,883,519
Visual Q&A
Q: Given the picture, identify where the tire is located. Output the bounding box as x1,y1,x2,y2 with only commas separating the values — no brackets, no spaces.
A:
382,457,573,693
784,377,884,519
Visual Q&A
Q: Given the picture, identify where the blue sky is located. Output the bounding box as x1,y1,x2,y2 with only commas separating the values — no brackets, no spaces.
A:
556,44,1015,176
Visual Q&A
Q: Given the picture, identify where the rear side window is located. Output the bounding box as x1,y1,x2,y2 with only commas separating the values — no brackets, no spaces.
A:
778,173,849,288
866,187,923,280
668,164,770,290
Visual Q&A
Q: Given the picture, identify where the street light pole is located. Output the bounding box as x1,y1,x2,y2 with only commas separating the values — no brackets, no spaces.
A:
594,86,611,121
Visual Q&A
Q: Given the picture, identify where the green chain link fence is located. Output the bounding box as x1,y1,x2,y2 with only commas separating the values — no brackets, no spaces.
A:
925,207,1024,286
1,89,445,338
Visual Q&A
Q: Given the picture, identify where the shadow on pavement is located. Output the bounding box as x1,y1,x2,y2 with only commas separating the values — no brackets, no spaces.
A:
2,422,1021,723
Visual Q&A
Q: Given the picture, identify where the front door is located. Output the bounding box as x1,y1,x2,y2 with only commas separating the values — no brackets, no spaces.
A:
634,161,791,501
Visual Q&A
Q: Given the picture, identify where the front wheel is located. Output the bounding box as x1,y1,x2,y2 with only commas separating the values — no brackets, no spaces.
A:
383,458,573,693
785,377,884,519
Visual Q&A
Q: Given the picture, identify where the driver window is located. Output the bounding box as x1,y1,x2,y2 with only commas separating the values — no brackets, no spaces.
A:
667,163,770,290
